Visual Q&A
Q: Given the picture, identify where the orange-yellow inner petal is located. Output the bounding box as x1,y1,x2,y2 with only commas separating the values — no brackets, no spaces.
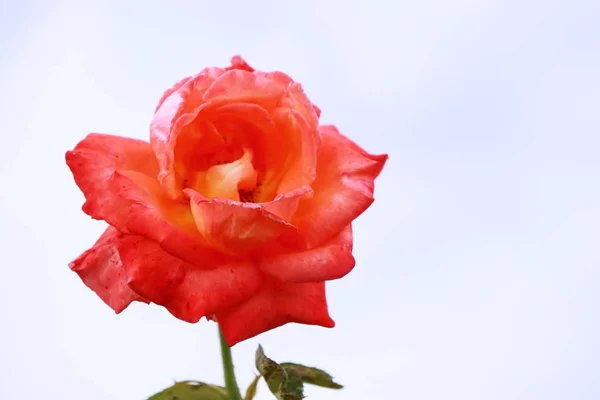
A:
192,148,258,201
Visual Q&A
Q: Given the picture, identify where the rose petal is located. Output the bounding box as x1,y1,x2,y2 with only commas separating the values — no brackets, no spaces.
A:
292,125,388,247
203,69,284,110
154,76,193,113
120,189,225,267
270,107,319,196
65,133,160,229
259,225,355,283
117,235,263,323
66,134,224,267
208,102,277,179
260,185,313,221
312,104,322,118
69,227,148,313
226,55,255,72
185,189,308,255
150,68,227,197
256,71,320,130
216,281,335,346
198,147,258,201
224,71,320,200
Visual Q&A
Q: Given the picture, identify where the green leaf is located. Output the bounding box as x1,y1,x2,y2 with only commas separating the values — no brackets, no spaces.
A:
255,345,304,400
147,380,229,400
243,375,260,400
280,363,343,389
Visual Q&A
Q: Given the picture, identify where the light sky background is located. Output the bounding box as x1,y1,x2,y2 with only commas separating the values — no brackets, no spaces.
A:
1,0,599,399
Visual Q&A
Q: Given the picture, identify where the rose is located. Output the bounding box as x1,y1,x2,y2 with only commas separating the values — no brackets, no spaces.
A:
66,56,387,346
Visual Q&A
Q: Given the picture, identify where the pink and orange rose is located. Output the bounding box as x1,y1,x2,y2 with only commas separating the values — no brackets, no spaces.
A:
66,56,387,345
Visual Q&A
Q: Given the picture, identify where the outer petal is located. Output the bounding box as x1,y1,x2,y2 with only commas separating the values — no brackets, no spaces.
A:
117,235,263,323
65,133,160,230
69,227,148,313
312,104,322,118
154,75,193,113
259,225,355,283
226,55,255,72
66,134,225,266
269,107,319,197
216,281,335,346
203,69,285,110
292,125,388,247
256,71,320,130
184,187,312,255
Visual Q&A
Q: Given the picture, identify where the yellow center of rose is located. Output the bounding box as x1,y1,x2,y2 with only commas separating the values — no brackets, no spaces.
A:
182,142,266,203
176,117,277,203
200,148,258,202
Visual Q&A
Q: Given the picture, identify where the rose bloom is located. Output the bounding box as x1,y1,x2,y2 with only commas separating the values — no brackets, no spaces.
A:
66,56,387,346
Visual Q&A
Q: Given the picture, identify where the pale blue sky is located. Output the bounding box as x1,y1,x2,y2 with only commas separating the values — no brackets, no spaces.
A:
1,1,599,399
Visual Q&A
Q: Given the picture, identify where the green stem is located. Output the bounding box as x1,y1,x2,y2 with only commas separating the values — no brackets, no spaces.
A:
219,327,243,400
